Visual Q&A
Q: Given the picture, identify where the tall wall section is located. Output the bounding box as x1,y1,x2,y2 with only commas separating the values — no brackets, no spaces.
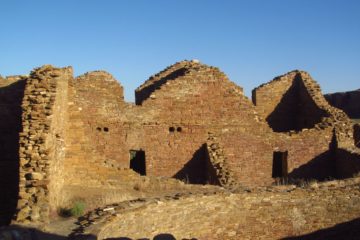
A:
15,65,72,225
252,71,329,132
61,61,277,188
61,62,358,189
133,61,273,181
63,71,141,191
252,70,358,180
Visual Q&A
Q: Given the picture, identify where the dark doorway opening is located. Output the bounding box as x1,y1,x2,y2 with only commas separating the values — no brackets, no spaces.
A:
272,151,288,178
129,150,146,175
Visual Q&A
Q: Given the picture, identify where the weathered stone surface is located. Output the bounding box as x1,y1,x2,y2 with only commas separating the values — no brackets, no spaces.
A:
25,172,44,180
69,178,360,240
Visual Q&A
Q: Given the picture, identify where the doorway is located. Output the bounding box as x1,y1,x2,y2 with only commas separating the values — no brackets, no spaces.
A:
129,150,146,175
272,151,288,178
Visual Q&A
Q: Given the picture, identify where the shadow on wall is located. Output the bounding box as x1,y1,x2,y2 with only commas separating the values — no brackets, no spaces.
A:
0,80,26,225
335,148,360,178
135,68,187,105
172,144,221,185
173,145,208,184
288,130,337,181
282,217,360,240
266,74,327,132
288,150,336,181
287,129,360,181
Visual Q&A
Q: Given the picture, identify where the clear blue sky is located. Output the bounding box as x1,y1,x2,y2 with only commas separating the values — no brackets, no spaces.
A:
1,0,359,102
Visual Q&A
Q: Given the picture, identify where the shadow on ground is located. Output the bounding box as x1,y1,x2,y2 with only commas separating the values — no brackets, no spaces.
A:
0,225,69,240
105,233,197,240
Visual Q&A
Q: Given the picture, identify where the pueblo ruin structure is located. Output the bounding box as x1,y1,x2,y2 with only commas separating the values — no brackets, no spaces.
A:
0,60,360,227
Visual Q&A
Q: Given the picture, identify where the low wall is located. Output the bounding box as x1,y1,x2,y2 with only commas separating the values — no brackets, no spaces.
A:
97,178,360,239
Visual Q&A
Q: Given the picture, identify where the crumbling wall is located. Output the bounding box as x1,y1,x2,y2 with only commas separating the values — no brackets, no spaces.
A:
1,61,358,226
97,178,360,240
132,61,272,181
0,76,26,225
15,66,71,224
251,70,357,182
63,61,274,187
62,62,355,188
205,134,236,188
252,71,329,132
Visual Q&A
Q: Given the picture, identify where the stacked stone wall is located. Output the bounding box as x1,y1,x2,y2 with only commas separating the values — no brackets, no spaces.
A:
252,71,296,122
1,61,359,225
252,71,329,132
96,178,360,240
251,70,358,181
131,62,272,181
47,67,71,216
216,130,275,186
63,71,128,189
61,62,358,191
60,61,275,190
280,129,335,180
15,65,71,224
205,134,236,188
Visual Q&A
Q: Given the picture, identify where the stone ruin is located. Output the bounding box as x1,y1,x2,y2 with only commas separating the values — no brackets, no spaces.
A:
0,60,359,226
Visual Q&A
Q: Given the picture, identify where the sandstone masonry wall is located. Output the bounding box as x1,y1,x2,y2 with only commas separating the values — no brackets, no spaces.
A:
61,62,359,191
252,71,329,132
63,71,130,189
15,66,71,225
205,134,237,188
252,70,357,180
1,61,359,225
132,61,273,181
47,67,71,215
